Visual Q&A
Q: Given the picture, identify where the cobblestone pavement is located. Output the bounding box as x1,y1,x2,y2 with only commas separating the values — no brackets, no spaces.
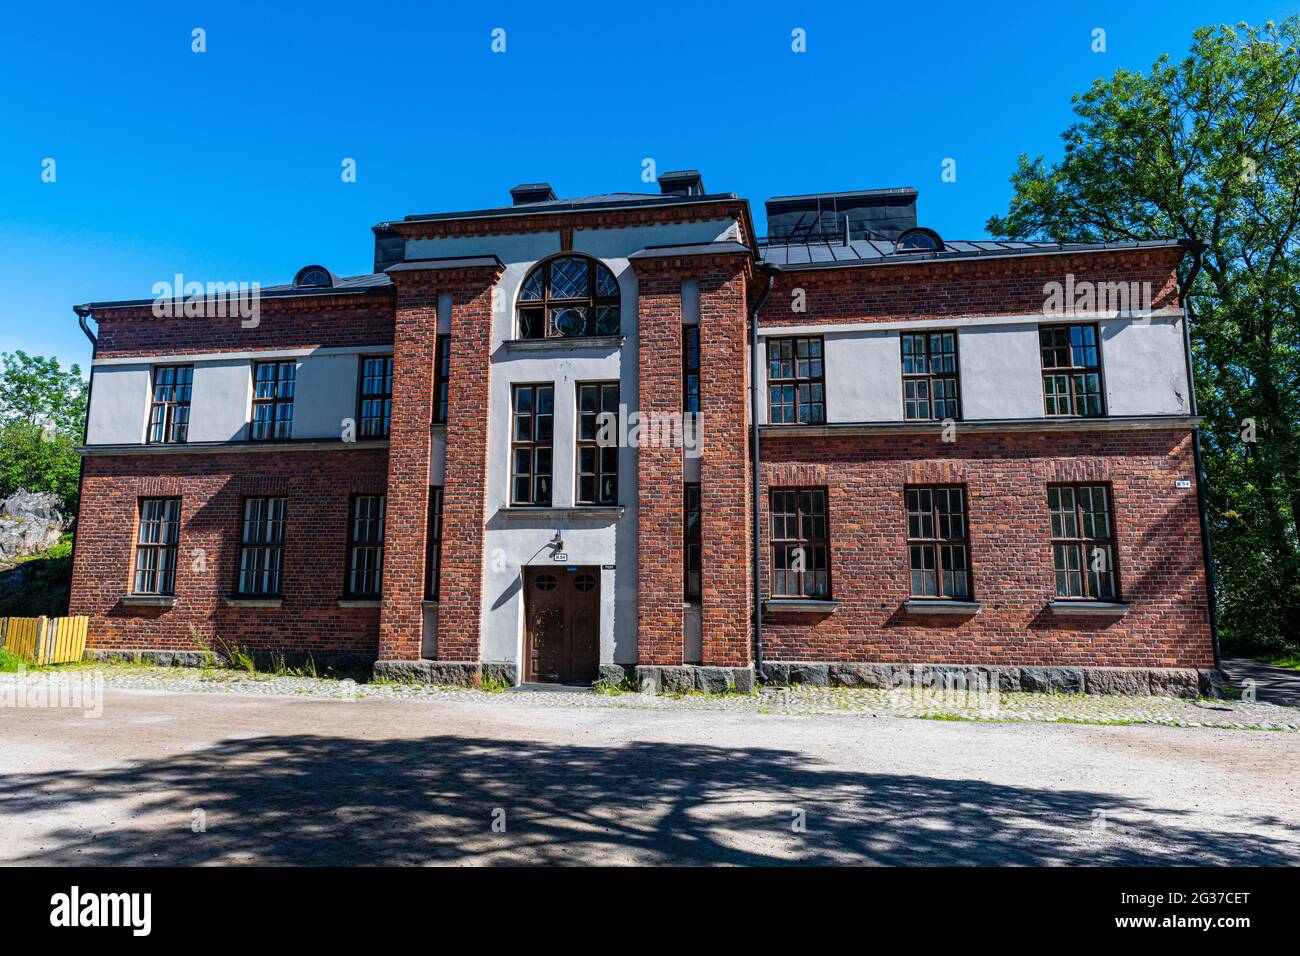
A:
4,663,1297,730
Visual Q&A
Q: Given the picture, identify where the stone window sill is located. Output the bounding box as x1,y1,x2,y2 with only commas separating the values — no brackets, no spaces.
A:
1049,600,1130,618
904,599,980,616
497,506,625,520
502,335,625,352
422,600,439,608
763,599,839,614
223,596,283,608
118,594,176,608
337,597,382,608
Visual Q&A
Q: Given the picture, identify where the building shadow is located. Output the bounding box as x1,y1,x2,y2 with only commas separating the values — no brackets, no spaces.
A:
1,734,1294,866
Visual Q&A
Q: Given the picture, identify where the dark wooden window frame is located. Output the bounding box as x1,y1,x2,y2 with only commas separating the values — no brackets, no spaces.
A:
516,255,621,339
575,381,620,506
236,496,287,596
510,383,555,506
684,482,701,602
769,487,831,599
766,336,826,425
431,336,451,425
133,497,181,595
905,485,973,600
249,360,296,441
1048,483,1121,601
901,331,962,422
1039,323,1106,418
425,487,444,601
147,366,193,444
356,355,394,439
345,493,386,597
683,324,700,414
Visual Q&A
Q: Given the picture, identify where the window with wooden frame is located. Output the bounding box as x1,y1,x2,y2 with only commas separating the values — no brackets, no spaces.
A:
346,494,386,597
425,487,444,600
683,325,700,413
767,337,825,424
901,331,960,421
432,336,451,425
576,382,619,506
770,488,830,598
147,366,193,444
517,255,621,339
684,483,701,601
905,486,971,599
1039,324,1104,417
237,496,287,595
357,356,393,438
1048,485,1119,600
250,361,295,441
510,384,554,506
133,497,181,594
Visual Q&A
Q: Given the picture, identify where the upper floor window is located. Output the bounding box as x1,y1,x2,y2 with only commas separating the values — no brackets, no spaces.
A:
767,337,825,425
148,366,192,444
683,325,700,413
902,332,960,421
684,483,701,601
426,487,444,600
432,336,451,425
517,256,620,339
576,382,619,505
511,384,554,506
251,361,295,441
358,356,393,438
1040,324,1104,417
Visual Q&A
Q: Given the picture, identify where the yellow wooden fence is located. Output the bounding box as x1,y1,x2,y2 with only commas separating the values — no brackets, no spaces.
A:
0,616,89,665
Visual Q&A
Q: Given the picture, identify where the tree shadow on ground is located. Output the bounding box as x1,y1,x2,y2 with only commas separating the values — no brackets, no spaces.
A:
2,734,1295,866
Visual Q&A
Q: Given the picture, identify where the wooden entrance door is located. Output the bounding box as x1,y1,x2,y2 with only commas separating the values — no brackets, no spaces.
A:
524,566,600,684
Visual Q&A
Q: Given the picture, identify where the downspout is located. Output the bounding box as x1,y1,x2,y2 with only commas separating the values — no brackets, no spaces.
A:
749,265,777,683
69,306,97,615
1177,242,1222,670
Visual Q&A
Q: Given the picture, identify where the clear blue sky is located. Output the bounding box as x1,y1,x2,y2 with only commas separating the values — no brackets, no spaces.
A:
1,0,1292,371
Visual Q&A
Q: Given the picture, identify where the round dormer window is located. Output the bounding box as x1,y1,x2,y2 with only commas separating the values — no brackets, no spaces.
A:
294,265,334,288
894,228,944,254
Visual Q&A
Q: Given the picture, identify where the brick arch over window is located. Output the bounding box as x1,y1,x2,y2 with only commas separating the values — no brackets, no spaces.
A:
516,255,621,339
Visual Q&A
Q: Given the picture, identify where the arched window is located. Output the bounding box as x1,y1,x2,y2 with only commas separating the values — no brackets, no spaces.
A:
517,256,621,339
294,265,334,288
894,228,944,254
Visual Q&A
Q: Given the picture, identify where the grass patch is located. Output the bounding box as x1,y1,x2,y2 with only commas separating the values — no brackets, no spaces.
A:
1260,654,1300,672
0,647,29,671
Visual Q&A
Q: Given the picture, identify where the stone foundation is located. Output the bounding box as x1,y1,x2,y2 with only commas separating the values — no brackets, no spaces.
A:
764,661,1222,699
85,648,376,671
372,660,518,686
632,664,755,695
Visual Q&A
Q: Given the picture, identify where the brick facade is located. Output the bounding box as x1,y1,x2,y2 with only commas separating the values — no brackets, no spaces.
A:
67,186,1215,683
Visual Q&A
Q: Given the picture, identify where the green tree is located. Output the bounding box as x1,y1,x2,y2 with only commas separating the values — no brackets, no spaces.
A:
987,19,1300,655
0,351,88,513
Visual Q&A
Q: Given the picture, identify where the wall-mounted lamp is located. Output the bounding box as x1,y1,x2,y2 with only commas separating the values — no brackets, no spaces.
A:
549,531,564,552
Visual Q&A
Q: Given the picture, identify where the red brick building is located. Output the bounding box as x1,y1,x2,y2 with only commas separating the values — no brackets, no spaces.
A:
69,176,1219,695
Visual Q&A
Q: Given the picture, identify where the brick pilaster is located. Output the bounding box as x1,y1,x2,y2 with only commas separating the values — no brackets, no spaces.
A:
697,260,753,666
633,267,686,665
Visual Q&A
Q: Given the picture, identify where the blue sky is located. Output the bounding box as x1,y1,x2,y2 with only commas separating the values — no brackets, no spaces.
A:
1,0,1292,370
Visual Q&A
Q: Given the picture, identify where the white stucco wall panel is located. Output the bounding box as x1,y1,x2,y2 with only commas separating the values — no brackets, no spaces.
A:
1101,318,1190,415
957,323,1045,420
294,353,360,440
187,361,250,443
86,365,151,444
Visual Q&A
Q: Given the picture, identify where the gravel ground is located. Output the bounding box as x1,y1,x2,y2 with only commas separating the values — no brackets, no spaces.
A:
1,677,1297,865
4,663,1296,730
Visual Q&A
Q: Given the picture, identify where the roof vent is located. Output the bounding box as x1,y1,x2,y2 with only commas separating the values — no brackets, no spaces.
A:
293,265,334,288
510,183,558,205
657,170,705,197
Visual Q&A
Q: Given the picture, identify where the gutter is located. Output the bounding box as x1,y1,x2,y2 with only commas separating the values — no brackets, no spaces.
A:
749,265,778,683
69,305,97,618
1177,241,1222,669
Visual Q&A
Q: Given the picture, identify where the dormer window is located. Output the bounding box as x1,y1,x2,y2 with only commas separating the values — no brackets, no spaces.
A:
293,265,334,289
894,228,944,254
517,256,621,339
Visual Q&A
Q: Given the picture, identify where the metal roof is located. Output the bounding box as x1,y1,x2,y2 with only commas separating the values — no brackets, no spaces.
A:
77,272,392,311
758,238,1186,270
395,191,742,225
